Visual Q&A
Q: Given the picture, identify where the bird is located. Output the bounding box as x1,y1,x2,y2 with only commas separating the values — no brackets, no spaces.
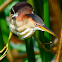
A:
9,2,56,39
0,1,56,61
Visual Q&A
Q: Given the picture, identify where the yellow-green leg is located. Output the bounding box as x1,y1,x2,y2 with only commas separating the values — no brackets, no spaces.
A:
0,31,13,61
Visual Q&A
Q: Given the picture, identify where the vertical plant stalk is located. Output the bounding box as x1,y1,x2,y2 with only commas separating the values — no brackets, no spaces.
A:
0,26,5,62
0,18,9,62
25,38,35,62
0,0,4,55
27,0,34,9
0,0,9,62
49,0,61,36
43,0,51,62
55,25,62,62
0,19,9,44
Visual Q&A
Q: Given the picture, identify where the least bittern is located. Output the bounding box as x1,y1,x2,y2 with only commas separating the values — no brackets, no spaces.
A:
0,2,56,60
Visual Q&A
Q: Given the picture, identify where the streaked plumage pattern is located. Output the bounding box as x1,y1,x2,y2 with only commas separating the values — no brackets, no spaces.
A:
10,24,35,39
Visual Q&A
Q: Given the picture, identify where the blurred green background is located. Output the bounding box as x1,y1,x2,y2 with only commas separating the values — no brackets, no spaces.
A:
0,0,62,62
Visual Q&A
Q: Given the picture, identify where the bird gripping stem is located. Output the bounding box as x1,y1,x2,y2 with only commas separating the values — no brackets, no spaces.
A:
0,31,13,61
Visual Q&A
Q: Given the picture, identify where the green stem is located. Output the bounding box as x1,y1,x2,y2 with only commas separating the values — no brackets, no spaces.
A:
43,0,51,62
0,0,9,62
27,0,34,8
0,26,6,62
0,19,9,44
25,38,35,62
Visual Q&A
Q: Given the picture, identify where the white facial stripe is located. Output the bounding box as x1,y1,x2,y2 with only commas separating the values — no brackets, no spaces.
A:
11,13,18,19
22,29,33,38
32,11,34,14
34,27,45,31
12,7,15,14
32,9,34,14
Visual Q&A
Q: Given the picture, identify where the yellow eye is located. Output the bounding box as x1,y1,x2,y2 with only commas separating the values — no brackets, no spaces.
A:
35,23,38,26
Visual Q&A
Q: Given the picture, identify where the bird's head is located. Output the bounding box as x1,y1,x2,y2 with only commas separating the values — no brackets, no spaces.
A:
10,2,34,20
23,14,56,36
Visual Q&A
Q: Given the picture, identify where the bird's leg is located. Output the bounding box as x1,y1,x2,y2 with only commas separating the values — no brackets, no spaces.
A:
0,46,7,53
33,35,56,54
0,31,13,61
43,41,52,45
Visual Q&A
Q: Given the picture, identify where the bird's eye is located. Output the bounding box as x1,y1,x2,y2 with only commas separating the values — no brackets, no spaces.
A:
35,23,38,26
11,16,15,19
11,13,18,19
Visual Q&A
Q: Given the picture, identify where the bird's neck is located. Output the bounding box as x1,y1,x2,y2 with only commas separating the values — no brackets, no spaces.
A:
10,23,35,39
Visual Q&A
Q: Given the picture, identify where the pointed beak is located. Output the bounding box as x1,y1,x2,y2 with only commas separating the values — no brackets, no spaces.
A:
39,25,56,36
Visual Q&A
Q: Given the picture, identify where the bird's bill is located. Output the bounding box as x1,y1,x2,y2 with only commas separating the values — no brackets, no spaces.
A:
40,25,56,36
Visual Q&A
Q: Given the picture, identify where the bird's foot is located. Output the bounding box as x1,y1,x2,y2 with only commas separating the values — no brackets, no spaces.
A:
43,41,52,45
0,43,8,61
